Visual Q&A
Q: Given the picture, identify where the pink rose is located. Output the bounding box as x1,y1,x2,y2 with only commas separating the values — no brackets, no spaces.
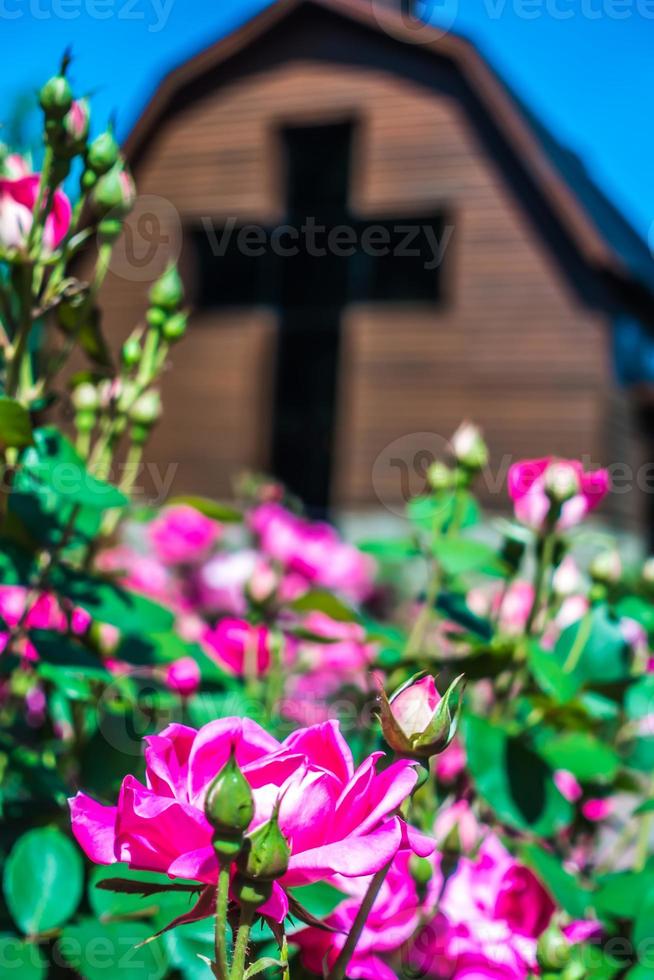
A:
195,550,257,615
0,173,71,252
293,852,437,980
553,769,583,804
507,458,609,531
434,737,467,784
165,657,201,698
415,835,555,977
96,546,175,605
582,798,613,822
434,800,481,853
149,505,220,565
69,718,435,924
201,618,271,677
250,503,374,603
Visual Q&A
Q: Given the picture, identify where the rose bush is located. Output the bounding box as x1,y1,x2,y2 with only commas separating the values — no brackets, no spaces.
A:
0,68,653,980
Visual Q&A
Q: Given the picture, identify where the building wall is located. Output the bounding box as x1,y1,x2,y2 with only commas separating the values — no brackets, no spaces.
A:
88,59,623,517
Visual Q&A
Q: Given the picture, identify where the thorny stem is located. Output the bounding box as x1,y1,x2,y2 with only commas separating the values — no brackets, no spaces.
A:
214,864,230,980
326,859,393,980
526,530,556,635
229,904,254,980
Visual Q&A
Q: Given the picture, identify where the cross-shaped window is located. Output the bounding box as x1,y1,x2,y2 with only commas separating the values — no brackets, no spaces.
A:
188,120,448,512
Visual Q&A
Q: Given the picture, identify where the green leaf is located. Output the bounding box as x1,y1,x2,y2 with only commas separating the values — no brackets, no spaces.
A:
518,843,592,919
162,917,214,980
90,865,199,920
408,491,480,534
616,596,654,634
288,881,346,921
51,565,174,633
244,958,286,979
553,605,628,687
58,919,169,980
3,828,83,934
17,427,127,511
291,589,359,622
594,871,654,921
0,934,46,980
432,536,507,578
0,396,33,449
528,642,579,702
357,537,419,561
30,630,110,680
465,715,573,837
634,888,654,950
167,496,242,523
539,732,620,783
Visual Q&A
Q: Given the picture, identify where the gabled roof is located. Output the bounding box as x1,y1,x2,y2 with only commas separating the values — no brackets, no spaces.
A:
123,0,654,315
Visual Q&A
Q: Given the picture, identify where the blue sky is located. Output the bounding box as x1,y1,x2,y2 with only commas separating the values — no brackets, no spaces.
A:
3,0,654,241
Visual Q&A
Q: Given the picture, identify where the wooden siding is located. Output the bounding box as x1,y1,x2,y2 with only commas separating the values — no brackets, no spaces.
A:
86,58,633,520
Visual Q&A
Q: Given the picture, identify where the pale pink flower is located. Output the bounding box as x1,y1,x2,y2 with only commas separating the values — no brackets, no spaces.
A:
250,503,375,603
507,458,609,532
201,618,271,677
553,769,583,804
149,505,221,565
293,852,438,980
434,800,481,853
165,657,201,698
434,738,467,784
0,173,71,251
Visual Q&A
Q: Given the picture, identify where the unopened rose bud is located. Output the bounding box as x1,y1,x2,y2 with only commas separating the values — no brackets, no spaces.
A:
552,555,582,597
149,264,184,312
86,129,120,175
427,460,455,492
71,381,99,413
642,557,654,585
589,549,621,585
62,99,90,152
537,923,572,972
146,306,167,330
204,749,254,861
161,310,188,343
451,421,488,471
129,389,161,427
121,332,142,368
378,672,465,759
544,461,580,505
409,854,433,889
91,162,135,219
39,74,73,119
237,800,290,884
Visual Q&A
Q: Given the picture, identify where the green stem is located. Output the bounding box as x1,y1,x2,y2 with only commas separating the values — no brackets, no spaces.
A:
526,531,556,635
26,145,54,257
229,904,254,980
214,864,230,980
326,860,392,980
6,263,35,398
406,563,441,656
562,609,593,674
635,780,654,872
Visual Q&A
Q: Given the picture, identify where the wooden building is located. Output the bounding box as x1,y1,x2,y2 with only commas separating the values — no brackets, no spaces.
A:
92,0,654,525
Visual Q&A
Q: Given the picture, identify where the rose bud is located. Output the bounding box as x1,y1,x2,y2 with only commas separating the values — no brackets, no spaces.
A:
121,330,143,368
91,162,135,219
86,128,120,176
537,923,572,972
204,748,254,861
62,98,90,153
427,460,455,492
451,421,488,471
129,389,162,427
543,460,580,505
39,73,73,119
378,671,465,759
589,549,622,585
149,264,184,312
161,310,188,343
234,800,290,908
